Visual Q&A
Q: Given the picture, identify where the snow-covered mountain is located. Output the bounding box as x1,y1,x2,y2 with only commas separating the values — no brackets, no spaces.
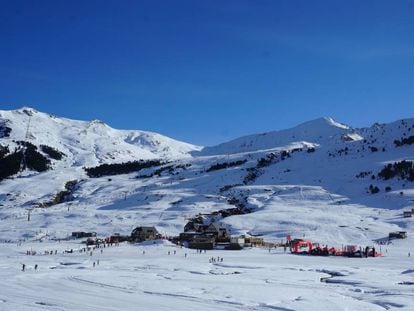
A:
1,107,414,310
0,107,201,168
0,107,413,246
197,117,362,155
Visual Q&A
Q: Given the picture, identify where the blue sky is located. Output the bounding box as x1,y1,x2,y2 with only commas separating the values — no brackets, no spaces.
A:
1,0,414,146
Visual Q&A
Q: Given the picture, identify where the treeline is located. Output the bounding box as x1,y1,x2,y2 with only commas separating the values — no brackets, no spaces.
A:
16,141,51,172
37,180,78,207
40,145,65,160
0,150,22,180
0,145,9,158
137,163,190,179
257,147,307,168
85,159,164,177
378,160,414,182
206,160,247,172
394,135,414,147
0,122,11,138
0,142,51,181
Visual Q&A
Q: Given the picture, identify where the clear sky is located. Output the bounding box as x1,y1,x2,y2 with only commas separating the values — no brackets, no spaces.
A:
1,0,414,146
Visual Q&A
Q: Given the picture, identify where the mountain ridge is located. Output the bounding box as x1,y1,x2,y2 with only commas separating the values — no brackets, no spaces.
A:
3,107,413,158
0,107,201,167
197,116,361,155
0,106,413,247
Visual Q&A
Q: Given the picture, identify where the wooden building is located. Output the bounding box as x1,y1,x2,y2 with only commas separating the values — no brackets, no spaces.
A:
106,233,129,244
71,231,96,239
389,231,407,239
204,222,230,242
403,211,412,218
131,226,161,242
188,235,215,250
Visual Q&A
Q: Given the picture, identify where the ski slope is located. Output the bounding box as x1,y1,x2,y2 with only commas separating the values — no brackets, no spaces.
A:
1,107,414,310
0,239,413,311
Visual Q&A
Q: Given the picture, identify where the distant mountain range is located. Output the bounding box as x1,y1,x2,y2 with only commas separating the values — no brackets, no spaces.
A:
0,107,201,167
1,107,413,244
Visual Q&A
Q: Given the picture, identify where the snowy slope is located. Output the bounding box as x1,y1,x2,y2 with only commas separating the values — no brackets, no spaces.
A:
1,239,414,311
0,107,412,243
1,108,414,310
0,107,201,168
197,117,362,155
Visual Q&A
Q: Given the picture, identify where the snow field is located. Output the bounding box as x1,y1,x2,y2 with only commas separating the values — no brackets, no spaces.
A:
0,239,413,311
2,109,414,310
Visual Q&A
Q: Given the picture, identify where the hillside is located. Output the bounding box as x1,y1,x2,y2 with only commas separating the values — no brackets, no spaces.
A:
1,107,414,310
0,107,413,247
197,117,362,155
0,107,201,168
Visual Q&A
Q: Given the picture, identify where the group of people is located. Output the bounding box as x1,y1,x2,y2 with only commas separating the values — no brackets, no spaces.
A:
376,239,392,245
166,249,188,257
20,240,114,272
209,256,223,263
21,263,37,272
44,250,58,255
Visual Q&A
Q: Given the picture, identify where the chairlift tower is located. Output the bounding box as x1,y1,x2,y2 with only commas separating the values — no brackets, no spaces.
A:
27,207,33,222
122,191,128,201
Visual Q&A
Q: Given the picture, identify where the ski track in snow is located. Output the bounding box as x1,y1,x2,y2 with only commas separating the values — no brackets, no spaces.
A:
1,241,413,310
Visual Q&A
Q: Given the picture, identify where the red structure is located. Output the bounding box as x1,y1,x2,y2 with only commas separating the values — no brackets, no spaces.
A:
289,239,380,258
290,239,313,253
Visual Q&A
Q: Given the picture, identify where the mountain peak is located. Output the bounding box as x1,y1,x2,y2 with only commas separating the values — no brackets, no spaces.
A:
17,106,39,116
298,117,350,130
198,117,353,155
0,107,201,165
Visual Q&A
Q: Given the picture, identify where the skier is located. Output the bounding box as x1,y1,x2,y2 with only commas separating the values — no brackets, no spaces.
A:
34,264,38,271
22,264,25,272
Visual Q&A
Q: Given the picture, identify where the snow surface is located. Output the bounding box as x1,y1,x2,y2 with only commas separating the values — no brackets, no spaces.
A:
197,117,357,155
0,107,201,167
1,239,413,311
1,108,414,310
